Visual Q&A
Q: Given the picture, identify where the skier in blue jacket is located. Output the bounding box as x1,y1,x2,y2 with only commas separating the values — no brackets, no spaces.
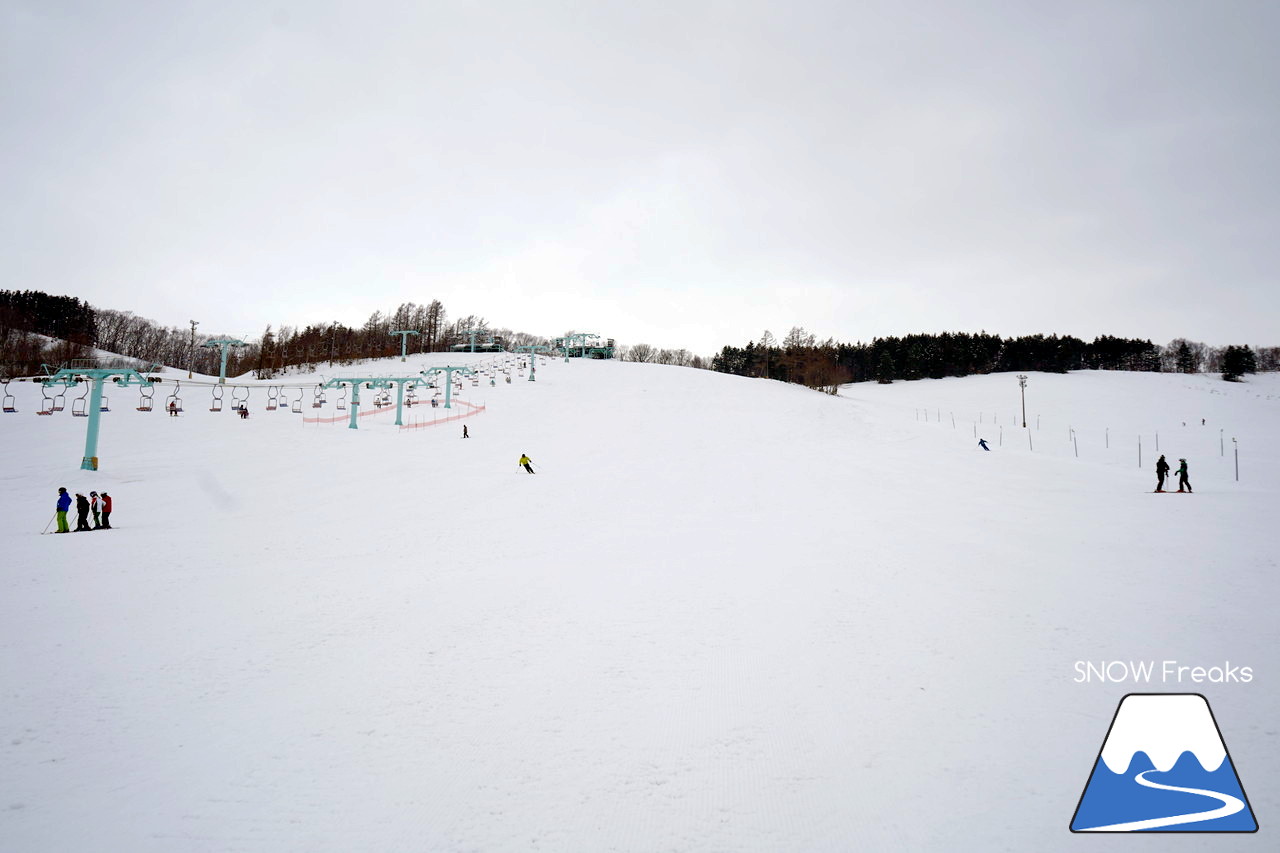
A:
55,487,71,533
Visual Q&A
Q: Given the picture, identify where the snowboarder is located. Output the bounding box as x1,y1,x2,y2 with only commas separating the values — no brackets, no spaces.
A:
168,400,178,417
100,492,112,528
978,438,990,451
55,487,71,533
1176,458,1192,493
1155,454,1170,492
462,424,469,438
90,491,101,529
74,493,91,531
518,454,535,474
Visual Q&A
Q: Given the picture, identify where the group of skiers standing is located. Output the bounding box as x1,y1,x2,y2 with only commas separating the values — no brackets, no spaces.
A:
1155,455,1192,493
54,487,112,533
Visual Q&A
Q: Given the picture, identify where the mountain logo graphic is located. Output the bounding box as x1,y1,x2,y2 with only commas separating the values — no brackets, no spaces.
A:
1070,693,1258,832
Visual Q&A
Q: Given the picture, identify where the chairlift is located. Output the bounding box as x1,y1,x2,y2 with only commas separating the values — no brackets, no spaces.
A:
51,385,67,412
137,384,155,412
2,379,16,413
210,385,225,412
291,389,303,414
336,386,347,411
312,386,325,408
277,386,289,411
405,386,417,407
99,393,110,412
266,386,279,411
72,382,89,417
38,387,55,415
232,386,249,411
166,381,183,413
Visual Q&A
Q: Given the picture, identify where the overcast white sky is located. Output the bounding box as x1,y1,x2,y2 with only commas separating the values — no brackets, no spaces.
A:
3,1,1277,354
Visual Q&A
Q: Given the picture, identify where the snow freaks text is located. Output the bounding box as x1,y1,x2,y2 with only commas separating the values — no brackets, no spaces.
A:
1074,661,1253,684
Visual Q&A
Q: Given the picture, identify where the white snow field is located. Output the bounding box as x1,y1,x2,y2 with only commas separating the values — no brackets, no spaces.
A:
2,355,1278,851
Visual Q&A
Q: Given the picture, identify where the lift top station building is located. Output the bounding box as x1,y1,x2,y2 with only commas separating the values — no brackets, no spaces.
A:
449,335,506,353
555,334,615,359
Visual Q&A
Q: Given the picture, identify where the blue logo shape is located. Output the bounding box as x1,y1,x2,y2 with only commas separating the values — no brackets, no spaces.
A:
1071,693,1257,832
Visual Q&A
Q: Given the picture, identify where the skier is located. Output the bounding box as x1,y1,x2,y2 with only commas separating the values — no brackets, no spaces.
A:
1155,454,1170,492
239,405,249,419
1176,458,1192,493
74,493,91,531
463,424,469,439
518,454,536,474
55,487,71,533
90,491,102,529
978,438,990,451
168,400,178,417
100,491,112,529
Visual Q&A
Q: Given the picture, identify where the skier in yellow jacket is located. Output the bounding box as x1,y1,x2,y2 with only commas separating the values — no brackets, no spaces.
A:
518,454,535,474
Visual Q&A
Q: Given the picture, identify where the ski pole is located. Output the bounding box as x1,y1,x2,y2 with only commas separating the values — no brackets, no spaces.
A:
41,512,56,535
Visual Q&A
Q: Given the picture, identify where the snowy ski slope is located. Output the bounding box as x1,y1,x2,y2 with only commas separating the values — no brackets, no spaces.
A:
2,355,1277,851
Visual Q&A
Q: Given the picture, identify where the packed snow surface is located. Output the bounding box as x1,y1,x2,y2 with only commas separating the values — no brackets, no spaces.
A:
2,356,1278,851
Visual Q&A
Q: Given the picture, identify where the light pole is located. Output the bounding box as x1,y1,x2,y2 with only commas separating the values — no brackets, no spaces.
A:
188,320,199,378
1017,374,1028,428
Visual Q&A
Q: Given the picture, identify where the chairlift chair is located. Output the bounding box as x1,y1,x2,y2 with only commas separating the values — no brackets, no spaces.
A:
312,387,325,408
291,390,303,414
166,380,183,413
72,383,89,417
232,386,249,412
2,379,15,413
99,394,109,412
137,385,155,412
266,386,278,411
336,387,347,411
210,386,225,412
51,386,67,412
